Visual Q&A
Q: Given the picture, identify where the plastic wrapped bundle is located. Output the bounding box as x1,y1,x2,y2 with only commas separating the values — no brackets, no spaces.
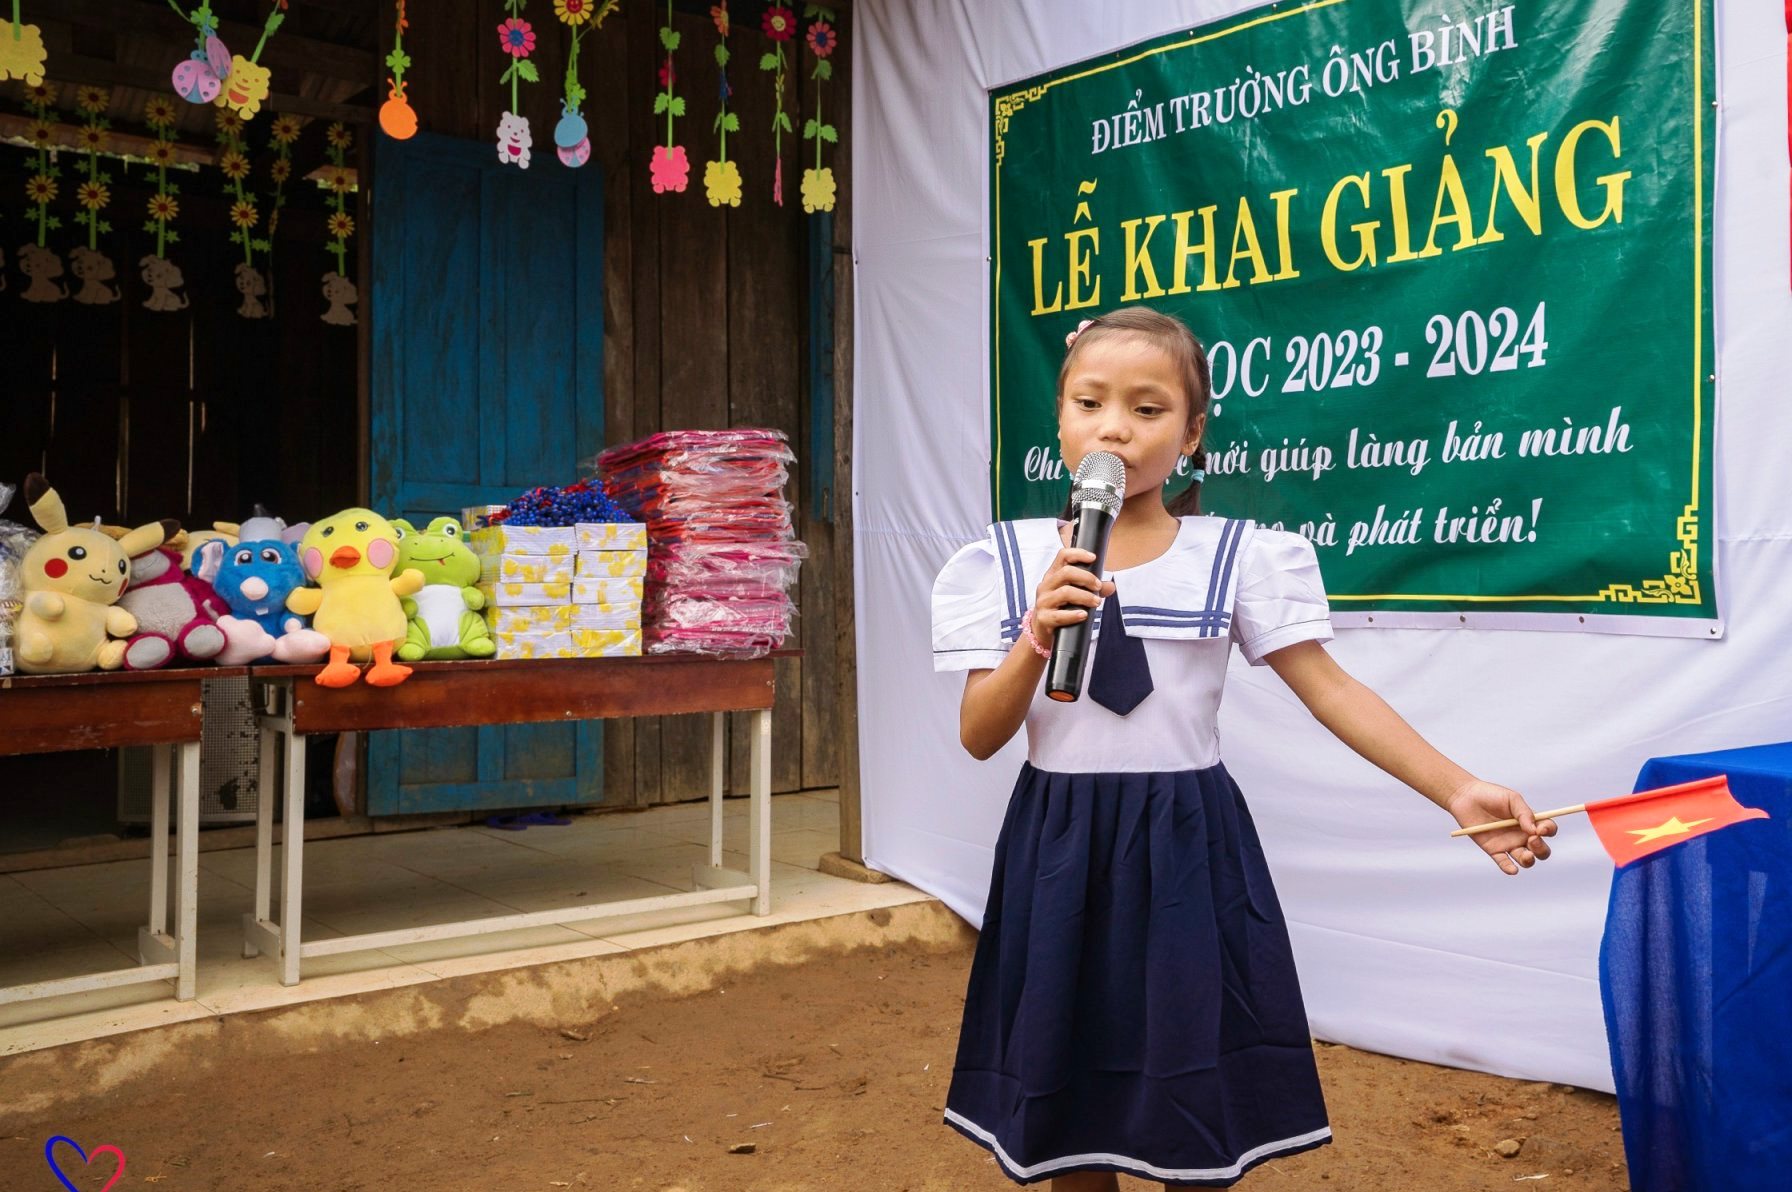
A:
0,482,41,676
594,429,807,658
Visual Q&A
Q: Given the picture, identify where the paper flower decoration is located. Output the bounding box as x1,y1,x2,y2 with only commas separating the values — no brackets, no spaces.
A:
651,144,690,193
170,3,231,105
704,0,742,207
555,0,594,25
323,122,355,277
213,2,288,120
554,0,614,168
218,56,271,118
649,0,688,192
801,166,836,213
758,5,796,204
762,6,796,40
497,111,533,168
265,114,301,271
380,0,417,140
0,3,48,87
800,6,838,213
21,77,60,248
142,96,182,259
704,158,742,207
499,18,536,56
495,0,540,167
215,107,267,266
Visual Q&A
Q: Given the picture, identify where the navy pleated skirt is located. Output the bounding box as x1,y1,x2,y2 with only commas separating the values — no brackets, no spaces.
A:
943,763,1331,1186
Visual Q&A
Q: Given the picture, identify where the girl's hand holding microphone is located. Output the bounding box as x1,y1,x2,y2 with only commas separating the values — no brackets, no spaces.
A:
1022,546,1115,654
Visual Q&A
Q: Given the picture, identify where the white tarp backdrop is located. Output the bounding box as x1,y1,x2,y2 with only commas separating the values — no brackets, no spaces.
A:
850,0,1791,1094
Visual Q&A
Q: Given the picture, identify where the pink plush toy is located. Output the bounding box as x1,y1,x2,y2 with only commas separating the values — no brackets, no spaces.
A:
118,543,272,670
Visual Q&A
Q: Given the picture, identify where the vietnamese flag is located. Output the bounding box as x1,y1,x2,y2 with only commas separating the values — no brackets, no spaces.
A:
1586,776,1768,866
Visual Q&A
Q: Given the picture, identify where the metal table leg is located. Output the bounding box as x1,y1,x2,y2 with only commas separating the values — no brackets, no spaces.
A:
750,708,771,915
174,741,199,1000
278,717,306,986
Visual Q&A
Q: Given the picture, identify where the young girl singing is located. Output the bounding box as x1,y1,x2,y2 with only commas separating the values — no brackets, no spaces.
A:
930,307,1556,1190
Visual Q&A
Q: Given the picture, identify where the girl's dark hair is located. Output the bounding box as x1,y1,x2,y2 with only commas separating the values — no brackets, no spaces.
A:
1055,306,1211,520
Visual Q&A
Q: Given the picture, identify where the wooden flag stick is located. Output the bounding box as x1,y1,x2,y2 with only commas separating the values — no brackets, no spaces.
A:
1450,804,1587,838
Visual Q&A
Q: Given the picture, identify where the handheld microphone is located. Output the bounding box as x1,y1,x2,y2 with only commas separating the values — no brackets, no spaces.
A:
1045,451,1126,702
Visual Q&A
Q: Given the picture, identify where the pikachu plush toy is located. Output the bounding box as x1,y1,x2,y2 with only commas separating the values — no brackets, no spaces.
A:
289,508,425,688
16,474,176,674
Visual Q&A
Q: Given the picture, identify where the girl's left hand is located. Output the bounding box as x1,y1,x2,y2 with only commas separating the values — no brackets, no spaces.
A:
1444,779,1556,876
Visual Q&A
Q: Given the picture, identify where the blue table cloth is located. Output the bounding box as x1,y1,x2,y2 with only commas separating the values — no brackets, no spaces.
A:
1600,743,1792,1191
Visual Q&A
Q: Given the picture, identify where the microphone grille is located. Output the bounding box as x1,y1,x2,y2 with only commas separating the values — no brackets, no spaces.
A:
1071,451,1126,516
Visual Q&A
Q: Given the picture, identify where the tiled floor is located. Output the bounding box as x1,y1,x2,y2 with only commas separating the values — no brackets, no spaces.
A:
0,789,934,1055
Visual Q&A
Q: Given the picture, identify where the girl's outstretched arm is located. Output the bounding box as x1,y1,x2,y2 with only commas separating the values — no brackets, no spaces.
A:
1264,640,1556,875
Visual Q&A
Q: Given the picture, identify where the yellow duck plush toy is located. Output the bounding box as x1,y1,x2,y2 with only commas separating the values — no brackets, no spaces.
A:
289,509,425,688
16,474,176,674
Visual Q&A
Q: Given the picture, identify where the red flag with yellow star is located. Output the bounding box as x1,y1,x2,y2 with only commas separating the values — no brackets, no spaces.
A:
1586,776,1768,867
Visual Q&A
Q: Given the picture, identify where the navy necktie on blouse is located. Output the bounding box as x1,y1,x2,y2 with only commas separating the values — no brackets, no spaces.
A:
1087,591,1154,716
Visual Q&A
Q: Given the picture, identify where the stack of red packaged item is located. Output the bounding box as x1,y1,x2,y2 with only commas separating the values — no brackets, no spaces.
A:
594,429,807,657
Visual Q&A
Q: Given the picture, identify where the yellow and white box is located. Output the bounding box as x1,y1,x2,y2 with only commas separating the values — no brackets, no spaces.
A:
572,577,645,605
479,581,573,607
571,628,642,657
575,549,647,579
488,604,576,634
570,608,641,632
479,553,575,584
469,524,576,557
576,522,647,552
491,629,579,660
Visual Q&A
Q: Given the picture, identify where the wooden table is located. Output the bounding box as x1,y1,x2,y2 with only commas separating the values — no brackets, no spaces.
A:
0,667,246,1006
244,654,786,986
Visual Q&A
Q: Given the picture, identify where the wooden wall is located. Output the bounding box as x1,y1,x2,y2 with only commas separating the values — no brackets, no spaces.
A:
387,2,853,807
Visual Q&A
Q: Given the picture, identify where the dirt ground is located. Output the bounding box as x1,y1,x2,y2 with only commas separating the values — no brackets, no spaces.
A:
1,932,1628,1191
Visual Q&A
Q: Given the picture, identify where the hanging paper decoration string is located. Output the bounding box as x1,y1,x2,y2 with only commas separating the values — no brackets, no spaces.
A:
496,0,539,169
0,0,47,86
758,4,795,205
380,0,416,140
323,121,354,276
171,3,231,105
321,121,357,326
21,80,60,250
800,6,837,213
215,0,285,120
142,97,182,262
553,0,617,168
703,2,741,206
265,112,302,284
216,108,269,273
649,0,688,193
71,86,114,255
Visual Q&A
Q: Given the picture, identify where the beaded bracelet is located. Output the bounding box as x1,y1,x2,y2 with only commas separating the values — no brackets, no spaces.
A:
1019,609,1052,659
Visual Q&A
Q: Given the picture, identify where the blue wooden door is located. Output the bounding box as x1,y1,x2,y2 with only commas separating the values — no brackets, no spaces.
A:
366,131,605,816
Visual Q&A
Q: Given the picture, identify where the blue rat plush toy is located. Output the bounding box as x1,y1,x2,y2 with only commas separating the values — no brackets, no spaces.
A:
195,514,331,664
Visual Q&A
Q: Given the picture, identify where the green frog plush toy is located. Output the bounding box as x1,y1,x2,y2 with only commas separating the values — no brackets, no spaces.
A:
393,517,496,661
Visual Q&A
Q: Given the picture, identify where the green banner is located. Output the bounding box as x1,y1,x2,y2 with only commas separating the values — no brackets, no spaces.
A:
989,0,1717,629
